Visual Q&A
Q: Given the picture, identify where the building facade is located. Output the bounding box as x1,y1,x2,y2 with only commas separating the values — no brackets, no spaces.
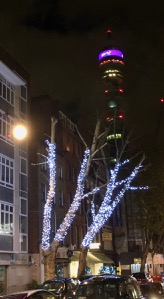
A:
28,97,87,282
0,46,30,293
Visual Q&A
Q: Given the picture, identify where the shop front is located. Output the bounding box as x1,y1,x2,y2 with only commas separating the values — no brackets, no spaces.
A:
70,251,114,277
0,253,32,294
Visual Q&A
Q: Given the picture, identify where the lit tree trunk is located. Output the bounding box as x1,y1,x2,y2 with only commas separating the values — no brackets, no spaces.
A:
42,240,60,280
42,117,58,280
77,247,88,278
77,157,146,278
43,249,55,280
52,120,102,270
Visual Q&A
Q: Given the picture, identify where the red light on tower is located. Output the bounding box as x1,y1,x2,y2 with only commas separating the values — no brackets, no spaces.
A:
104,89,109,94
160,98,164,103
107,29,112,34
106,116,110,121
118,114,124,119
119,88,124,93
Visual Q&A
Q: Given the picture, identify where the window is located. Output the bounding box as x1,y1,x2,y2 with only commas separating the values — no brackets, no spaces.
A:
20,235,27,252
41,156,47,171
21,198,27,215
20,85,27,116
0,75,15,105
0,111,14,144
68,193,72,206
0,203,13,235
59,190,63,207
72,168,76,183
66,164,71,180
21,85,27,100
21,158,27,174
19,157,27,192
119,281,140,299
0,154,14,188
41,183,47,201
19,173,27,192
20,215,27,233
58,164,62,178
20,194,27,251
66,138,70,152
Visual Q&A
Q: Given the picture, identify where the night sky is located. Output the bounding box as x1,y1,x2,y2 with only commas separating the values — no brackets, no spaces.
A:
0,0,164,151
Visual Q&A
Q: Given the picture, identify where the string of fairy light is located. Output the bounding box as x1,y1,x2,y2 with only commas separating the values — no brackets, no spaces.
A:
42,140,56,250
54,149,92,242
41,139,148,251
82,160,149,248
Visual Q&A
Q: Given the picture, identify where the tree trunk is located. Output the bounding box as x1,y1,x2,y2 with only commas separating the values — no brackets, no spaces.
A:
77,247,88,279
140,240,150,272
43,249,55,280
43,240,60,280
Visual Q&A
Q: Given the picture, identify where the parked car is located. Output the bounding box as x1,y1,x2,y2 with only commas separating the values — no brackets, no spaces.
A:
132,272,153,284
0,289,55,299
140,282,164,299
152,276,164,288
79,275,97,282
42,278,79,299
71,275,144,299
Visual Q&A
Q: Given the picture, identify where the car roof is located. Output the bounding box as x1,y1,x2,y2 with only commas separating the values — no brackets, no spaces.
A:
0,289,54,299
43,278,73,283
79,275,135,285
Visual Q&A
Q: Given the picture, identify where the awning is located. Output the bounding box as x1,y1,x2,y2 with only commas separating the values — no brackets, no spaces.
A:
71,251,113,264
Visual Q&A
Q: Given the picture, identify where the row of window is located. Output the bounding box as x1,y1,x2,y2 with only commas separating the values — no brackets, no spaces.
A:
0,75,15,105
0,111,14,144
0,201,27,235
0,109,27,144
0,154,27,190
0,154,14,188
0,200,27,251
65,137,83,159
0,75,27,107
0,202,13,235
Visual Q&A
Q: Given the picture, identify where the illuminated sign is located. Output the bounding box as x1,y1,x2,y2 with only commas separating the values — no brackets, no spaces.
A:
99,49,123,61
102,232,112,241
89,243,100,249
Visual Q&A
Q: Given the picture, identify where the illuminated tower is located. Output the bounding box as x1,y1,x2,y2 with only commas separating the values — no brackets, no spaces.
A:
99,29,125,161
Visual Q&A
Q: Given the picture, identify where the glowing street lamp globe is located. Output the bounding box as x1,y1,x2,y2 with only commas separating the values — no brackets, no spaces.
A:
13,124,27,140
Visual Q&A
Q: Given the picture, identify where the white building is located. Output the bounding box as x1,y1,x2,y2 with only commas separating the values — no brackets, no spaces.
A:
0,48,31,294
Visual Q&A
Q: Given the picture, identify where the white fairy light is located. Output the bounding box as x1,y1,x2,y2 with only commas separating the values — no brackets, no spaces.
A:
82,161,147,248
42,141,56,250
54,149,90,242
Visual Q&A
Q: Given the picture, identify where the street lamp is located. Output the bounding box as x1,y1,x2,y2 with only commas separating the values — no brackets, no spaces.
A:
13,123,27,140
2,112,27,141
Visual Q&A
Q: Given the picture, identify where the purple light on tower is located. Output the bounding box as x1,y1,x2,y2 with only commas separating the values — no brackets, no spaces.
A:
99,49,123,61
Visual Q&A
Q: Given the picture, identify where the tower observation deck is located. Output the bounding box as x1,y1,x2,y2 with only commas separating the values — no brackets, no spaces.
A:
99,30,125,162
99,29,124,112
